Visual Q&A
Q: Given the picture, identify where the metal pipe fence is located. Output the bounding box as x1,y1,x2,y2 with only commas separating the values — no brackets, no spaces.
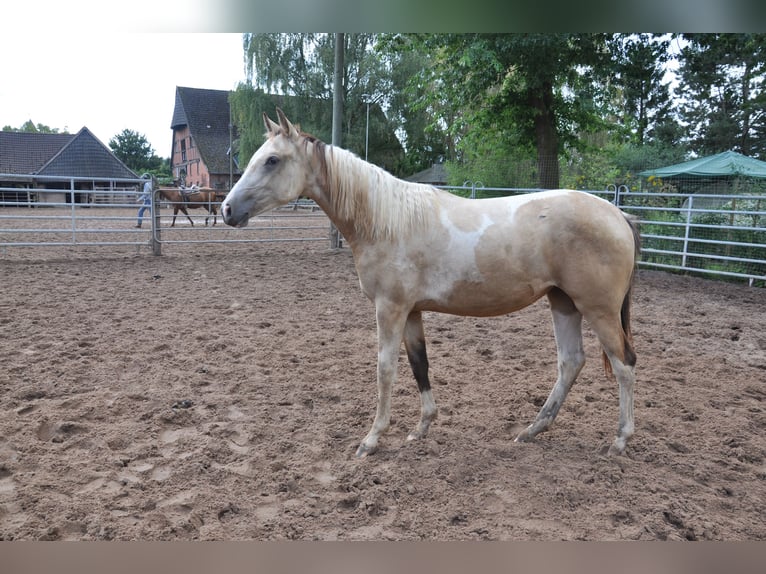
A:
0,175,332,255
3,175,764,286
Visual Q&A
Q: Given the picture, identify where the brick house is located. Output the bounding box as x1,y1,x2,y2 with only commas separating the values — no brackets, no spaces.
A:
0,127,138,204
170,86,242,191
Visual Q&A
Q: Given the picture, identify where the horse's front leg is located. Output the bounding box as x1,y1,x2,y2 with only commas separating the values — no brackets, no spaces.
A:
403,311,437,441
356,303,408,458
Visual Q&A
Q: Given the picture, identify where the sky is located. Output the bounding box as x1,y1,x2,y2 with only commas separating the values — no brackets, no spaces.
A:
0,33,247,159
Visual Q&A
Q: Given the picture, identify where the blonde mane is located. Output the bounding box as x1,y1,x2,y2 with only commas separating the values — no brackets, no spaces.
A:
306,137,441,241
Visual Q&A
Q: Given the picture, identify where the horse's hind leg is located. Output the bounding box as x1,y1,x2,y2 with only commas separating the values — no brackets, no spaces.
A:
515,288,585,444
605,352,635,456
590,316,636,456
403,311,437,442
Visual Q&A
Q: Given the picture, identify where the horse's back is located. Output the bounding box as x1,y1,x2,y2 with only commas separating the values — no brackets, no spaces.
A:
409,189,637,315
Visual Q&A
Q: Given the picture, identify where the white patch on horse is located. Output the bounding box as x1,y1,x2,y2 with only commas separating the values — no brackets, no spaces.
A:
429,210,494,302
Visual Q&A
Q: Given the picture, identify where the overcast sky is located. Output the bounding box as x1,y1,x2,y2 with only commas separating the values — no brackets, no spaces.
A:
0,33,247,159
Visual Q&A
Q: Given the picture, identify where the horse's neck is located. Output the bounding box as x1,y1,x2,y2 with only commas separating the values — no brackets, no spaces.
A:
314,146,374,240
313,144,434,244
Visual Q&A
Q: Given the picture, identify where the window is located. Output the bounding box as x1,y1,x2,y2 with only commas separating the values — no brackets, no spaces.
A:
181,139,187,162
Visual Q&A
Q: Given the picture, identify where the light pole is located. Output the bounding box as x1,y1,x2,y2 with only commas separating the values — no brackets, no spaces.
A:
362,93,381,162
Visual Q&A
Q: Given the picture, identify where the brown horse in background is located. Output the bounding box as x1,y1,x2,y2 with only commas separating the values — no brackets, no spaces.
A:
158,187,218,226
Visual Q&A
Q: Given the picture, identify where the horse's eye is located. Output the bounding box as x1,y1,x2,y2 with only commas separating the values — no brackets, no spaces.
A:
266,156,280,167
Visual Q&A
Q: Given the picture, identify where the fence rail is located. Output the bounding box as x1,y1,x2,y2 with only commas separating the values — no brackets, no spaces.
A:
0,175,331,255
2,175,764,286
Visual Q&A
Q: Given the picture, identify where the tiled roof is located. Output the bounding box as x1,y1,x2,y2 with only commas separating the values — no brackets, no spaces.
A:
0,131,72,174
172,87,238,175
405,162,448,185
0,127,137,179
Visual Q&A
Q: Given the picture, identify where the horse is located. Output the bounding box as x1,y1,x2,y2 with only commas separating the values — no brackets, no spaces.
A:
221,108,641,458
158,186,218,227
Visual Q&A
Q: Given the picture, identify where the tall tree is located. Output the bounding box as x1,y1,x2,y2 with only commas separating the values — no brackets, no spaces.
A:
378,34,451,175
108,129,163,173
400,34,616,189
611,34,676,146
236,33,406,172
677,33,766,158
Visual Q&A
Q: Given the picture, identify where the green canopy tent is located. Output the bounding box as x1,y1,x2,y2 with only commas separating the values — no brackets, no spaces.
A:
638,150,766,224
639,150,766,191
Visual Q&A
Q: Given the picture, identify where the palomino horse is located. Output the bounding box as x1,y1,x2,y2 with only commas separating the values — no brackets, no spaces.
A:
158,187,218,227
222,109,641,458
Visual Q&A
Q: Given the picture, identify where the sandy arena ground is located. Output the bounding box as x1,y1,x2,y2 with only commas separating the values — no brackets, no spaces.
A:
0,213,764,540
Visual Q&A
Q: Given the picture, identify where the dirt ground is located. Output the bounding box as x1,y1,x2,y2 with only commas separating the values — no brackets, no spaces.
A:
0,229,764,540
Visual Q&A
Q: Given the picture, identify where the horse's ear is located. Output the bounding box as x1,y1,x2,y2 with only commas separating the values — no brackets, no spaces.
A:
263,112,280,135
276,107,300,139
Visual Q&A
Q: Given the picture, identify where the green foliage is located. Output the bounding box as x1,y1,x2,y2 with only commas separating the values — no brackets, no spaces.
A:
229,33,766,194
392,34,637,189
560,141,687,191
2,120,67,134
141,158,172,185
234,33,408,175
108,129,164,174
678,33,766,159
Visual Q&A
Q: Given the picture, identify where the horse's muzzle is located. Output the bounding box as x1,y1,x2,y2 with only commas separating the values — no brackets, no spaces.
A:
221,204,249,228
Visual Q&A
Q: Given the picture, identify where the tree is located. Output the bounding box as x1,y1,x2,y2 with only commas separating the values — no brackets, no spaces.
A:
611,34,676,146
108,129,163,174
677,34,766,159
2,120,66,134
397,34,617,189
234,33,415,175
378,34,451,176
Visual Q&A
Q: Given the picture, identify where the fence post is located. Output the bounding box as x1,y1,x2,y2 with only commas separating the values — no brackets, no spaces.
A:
151,189,162,256
70,178,77,244
682,194,693,269
607,184,617,205
464,180,484,199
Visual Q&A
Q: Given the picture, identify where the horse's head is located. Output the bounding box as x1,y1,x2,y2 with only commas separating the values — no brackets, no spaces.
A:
222,108,313,227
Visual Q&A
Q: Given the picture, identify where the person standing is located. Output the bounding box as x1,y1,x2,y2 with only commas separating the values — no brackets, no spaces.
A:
135,173,153,228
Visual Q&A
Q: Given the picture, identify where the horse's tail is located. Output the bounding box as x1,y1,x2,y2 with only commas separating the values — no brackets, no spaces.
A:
603,214,641,376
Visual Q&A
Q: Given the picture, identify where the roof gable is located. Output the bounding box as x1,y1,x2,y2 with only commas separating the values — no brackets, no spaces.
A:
172,86,236,175
37,127,138,179
0,128,137,179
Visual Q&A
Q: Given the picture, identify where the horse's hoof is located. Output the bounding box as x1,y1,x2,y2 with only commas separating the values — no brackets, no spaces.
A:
407,427,427,442
514,429,532,443
355,443,377,458
607,440,627,457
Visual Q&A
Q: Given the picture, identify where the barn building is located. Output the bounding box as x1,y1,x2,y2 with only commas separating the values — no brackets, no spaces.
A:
0,127,138,204
170,86,242,192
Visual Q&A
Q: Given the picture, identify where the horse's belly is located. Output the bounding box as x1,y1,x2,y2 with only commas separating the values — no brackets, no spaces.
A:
416,270,550,317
